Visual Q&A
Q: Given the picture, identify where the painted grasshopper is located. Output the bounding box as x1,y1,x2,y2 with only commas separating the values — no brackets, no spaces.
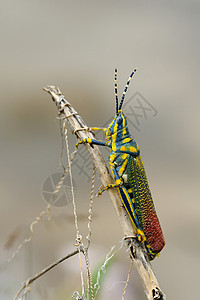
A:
76,69,165,260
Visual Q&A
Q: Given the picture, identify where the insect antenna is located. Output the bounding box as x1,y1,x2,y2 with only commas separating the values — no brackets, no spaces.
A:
118,69,137,110
114,68,119,115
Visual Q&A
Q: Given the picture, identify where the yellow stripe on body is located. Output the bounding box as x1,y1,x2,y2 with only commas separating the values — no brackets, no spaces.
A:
122,113,127,137
118,158,128,176
122,127,127,138
121,153,128,160
110,153,116,162
112,121,118,151
120,145,126,151
122,137,132,144
120,145,137,153
129,146,137,153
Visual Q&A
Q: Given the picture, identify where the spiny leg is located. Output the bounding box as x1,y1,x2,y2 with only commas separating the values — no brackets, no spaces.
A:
97,178,124,195
97,160,128,195
118,185,146,243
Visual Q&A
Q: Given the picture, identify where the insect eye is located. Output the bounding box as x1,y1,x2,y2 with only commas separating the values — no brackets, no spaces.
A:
116,116,123,124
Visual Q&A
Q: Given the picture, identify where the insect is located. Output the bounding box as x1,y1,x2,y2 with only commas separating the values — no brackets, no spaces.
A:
76,69,165,260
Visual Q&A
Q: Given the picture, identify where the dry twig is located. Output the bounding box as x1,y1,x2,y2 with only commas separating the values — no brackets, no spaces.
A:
14,249,80,300
43,86,166,300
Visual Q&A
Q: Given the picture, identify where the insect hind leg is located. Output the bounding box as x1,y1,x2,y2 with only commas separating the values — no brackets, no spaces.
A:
97,178,123,195
118,185,146,242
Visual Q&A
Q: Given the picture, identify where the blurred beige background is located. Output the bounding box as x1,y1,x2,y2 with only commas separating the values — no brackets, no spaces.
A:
0,1,200,299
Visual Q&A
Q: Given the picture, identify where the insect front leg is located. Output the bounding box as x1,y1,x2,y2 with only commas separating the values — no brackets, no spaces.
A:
76,138,108,148
90,127,106,132
75,124,109,148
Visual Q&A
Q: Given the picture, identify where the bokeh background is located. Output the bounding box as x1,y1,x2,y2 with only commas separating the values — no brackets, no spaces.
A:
0,1,200,299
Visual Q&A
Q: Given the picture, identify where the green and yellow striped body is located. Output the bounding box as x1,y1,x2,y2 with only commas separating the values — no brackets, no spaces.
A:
76,69,165,260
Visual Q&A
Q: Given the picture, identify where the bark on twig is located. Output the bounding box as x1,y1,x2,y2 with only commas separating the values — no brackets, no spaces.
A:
44,86,166,300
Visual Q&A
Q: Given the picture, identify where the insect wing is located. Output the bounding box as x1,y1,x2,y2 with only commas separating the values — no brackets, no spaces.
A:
130,155,165,254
